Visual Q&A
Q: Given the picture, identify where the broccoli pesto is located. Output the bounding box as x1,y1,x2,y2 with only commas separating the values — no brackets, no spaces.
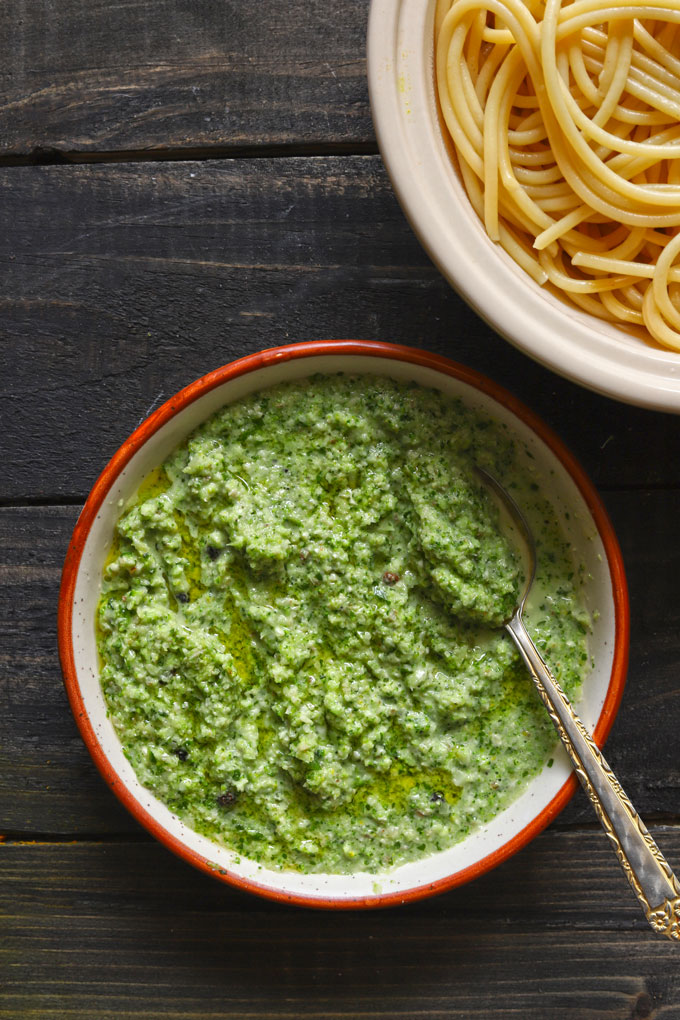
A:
97,375,589,873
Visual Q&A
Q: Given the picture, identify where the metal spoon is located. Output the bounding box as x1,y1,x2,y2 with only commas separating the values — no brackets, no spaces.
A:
477,466,680,941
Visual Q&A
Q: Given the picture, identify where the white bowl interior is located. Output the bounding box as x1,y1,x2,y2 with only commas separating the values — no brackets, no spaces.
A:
69,353,619,902
367,0,680,412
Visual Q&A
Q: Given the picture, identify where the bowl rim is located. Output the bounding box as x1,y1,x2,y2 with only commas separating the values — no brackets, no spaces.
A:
366,0,680,414
58,339,630,909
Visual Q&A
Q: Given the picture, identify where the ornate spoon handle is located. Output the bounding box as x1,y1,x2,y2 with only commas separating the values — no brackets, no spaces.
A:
507,613,680,941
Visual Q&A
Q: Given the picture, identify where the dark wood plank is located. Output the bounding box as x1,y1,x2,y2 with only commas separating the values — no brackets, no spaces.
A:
0,0,371,158
0,504,139,834
2,496,679,836
2,834,679,1019
2,157,680,504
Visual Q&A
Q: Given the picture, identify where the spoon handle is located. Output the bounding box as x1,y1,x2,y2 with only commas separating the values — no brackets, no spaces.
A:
506,613,680,941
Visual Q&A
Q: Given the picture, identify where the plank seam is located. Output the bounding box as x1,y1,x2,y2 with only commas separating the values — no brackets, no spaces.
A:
0,141,380,169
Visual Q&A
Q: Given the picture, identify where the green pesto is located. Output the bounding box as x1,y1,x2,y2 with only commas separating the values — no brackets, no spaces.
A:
97,375,589,873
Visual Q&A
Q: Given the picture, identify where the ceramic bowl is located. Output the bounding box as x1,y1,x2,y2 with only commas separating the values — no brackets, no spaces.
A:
58,341,629,908
367,0,680,413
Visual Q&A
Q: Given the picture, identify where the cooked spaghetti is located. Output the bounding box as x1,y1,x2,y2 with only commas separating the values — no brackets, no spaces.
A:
435,0,680,349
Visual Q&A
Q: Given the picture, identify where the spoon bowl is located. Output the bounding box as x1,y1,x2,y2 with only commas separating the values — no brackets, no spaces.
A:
474,466,536,616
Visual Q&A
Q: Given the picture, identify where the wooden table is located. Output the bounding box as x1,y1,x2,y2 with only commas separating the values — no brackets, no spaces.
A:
2,2,680,1016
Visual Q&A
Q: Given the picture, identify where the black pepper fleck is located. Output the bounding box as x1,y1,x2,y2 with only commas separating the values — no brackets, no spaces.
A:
217,791,238,809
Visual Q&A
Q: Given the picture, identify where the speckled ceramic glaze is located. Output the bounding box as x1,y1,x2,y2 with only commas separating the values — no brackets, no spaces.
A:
367,1,680,413
58,342,629,908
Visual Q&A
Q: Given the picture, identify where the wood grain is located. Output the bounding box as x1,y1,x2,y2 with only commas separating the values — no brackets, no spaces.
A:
3,158,680,503
2,497,679,836
2,835,679,1019
0,0,372,159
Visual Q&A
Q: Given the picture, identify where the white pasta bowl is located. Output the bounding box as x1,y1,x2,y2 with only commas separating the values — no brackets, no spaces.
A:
367,0,680,413
58,341,628,908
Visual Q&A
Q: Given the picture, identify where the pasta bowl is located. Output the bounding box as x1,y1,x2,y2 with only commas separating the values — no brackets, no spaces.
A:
58,340,629,908
367,0,680,413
